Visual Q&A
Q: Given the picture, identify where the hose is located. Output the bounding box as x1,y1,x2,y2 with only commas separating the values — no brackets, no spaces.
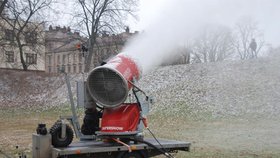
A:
128,138,174,158
112,138,132,152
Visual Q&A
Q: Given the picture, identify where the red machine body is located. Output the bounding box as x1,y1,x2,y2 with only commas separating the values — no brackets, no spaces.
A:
100,103,140,133
87,53,142,108
86,53,145,137
105,54,141,89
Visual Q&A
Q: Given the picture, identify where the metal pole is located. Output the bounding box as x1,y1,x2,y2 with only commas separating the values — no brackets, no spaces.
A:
64,73,81,137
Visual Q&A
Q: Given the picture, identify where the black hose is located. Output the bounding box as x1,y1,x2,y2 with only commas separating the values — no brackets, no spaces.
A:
145,127,175,158
132,88,142,111
146,127,169,153
129,138,174,158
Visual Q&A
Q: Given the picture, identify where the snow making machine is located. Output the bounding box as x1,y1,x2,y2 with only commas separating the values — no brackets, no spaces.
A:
32,53,190,158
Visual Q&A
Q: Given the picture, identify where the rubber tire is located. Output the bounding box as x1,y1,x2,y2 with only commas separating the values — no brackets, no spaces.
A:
50,121,74,147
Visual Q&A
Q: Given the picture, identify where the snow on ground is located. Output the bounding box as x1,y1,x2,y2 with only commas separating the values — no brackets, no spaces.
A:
139,55,280,119
1,54,280,119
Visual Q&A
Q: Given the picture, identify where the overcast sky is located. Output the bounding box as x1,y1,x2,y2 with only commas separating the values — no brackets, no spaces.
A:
54,0,280,47
129,0,280,47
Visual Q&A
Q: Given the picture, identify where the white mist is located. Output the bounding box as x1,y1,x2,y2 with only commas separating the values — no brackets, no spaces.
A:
123,0,280,74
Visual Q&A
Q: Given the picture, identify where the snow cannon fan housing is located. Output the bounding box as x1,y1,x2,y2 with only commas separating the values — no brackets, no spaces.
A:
87,54,141,108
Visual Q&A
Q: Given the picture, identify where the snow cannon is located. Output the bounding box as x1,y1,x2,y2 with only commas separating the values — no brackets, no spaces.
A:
87,53,148,139
87,53,141,108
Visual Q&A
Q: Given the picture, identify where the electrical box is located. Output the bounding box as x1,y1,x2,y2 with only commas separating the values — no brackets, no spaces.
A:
32,134,51,158
77,81,97,109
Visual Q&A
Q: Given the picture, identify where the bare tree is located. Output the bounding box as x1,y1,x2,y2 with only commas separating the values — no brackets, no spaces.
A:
181,46,191,64
73,0,138,72
191,25,234,63
175,45,191,65
0,0,8,15
161,46,190,66
232,17,265,60
0,0,53,70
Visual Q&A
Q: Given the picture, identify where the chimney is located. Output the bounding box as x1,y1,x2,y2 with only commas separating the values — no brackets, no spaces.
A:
49,25,53,31
62,26,67,33
102,31,108,37
55,26,60,31
74,31,80,36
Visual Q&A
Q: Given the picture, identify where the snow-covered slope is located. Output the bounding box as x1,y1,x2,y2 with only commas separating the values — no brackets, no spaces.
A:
139,56,280,118
1,54,280,118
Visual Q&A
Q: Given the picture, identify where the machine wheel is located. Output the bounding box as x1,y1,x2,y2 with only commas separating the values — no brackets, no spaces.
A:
50,121,74,147
117,151,145,158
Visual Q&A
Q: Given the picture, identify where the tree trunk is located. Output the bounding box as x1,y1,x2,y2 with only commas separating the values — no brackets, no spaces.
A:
20,47,28,70
84,34,97,72
0,0,8,15
16,37,28,71
84,44,94,72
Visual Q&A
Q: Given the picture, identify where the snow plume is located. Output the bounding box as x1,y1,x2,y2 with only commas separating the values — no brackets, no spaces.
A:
122,0,280,74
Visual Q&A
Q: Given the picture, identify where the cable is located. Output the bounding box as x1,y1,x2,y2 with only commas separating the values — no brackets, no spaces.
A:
129,138,174,158
112,138,132,153
140,118,174,158
128,80,147,97
146,127,175,158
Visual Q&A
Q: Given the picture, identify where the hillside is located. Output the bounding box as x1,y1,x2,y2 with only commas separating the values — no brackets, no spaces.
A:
0,70,82,109
139,55,280,119
1,55,280,119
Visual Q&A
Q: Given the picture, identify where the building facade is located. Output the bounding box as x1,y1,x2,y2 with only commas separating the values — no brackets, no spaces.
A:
0,20,45,71
45,26,135,74
45,26,86,74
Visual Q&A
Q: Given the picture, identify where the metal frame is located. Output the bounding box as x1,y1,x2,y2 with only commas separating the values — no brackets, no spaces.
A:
33,72,191,158
61,72,96,140
51,138,190,158
62,72,152,141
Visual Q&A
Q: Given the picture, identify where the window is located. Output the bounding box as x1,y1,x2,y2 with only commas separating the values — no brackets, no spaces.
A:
79,64,82,73
57,66,60,73
73,64,76,73
5,29,14,41
68,54,71,63
73,54,77,63
61,65,65,72
46,42,53,49
48,55,52,65
79,53,83,63
48,66,51,73
57,55,60,64
67,65,71,73
62,55,66,64
5,51,14,63
25,32,37,43
26,53,37,64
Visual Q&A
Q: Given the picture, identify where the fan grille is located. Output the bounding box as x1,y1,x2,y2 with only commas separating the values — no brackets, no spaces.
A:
87,68,127,107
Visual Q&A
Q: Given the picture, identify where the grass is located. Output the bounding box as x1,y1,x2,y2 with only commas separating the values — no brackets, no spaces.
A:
0,105,84,157
1,104,280,158
148,104,280,158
